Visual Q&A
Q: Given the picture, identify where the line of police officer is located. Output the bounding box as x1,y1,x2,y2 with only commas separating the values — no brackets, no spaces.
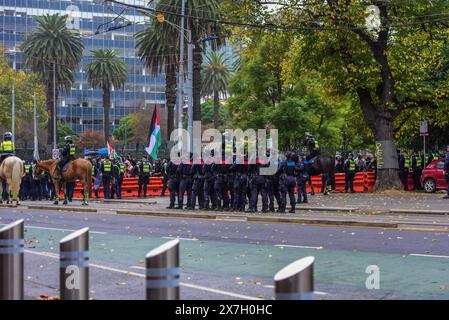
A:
164,151,315,213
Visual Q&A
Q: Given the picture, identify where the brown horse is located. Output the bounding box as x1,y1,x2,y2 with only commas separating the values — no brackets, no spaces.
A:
35,159,92,205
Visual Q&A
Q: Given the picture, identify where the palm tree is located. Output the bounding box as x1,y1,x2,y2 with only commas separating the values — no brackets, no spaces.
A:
85,49,127,143
21,14,84,145
202,51,234,128
135,22,178,139
157,0,222,122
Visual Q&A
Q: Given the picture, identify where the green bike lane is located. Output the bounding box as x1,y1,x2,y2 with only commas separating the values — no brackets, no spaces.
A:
22,226,449,300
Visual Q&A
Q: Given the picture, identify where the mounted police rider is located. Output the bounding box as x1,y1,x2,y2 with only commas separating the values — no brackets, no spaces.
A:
55,136,76,179
0,132,15,164
305,132,320,161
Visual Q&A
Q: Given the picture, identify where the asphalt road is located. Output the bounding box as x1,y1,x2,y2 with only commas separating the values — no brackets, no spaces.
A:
1,207,449,300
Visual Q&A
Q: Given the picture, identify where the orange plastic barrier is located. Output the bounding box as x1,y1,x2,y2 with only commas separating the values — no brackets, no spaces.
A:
67,177,164,199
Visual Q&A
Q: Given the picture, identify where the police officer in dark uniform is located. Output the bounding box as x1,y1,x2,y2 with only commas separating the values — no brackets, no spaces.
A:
138,157,151,198
203,158,217,210
110,160,121,199
398,151,411,191
177,155,193,209
187,160,205,210
213,160,231,211
444,146,449,199
230,153,248,212
166,159,180,209
305,133,320,161
412,151,423,191
247,157,269,213
100,157,112,199
21,161,33,201
277,151,298,213
297,157,309,204
344,153,357,193
56,136,76,179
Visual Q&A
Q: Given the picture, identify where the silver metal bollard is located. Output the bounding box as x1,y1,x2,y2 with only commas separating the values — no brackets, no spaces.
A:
145,239,180,300
59,227,89,300
274,256,315,300
0,219,24,300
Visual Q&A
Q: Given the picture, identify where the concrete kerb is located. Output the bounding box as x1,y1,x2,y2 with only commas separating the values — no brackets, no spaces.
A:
297,206,360,213
26,205,98,213
246,216,398,228
390,208,449,216
103,199,158,205
117,210,217,220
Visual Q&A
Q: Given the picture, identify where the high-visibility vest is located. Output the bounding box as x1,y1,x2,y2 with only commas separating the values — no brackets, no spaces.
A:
314,140,319,149
69,144,76,156
404,157,411,168
103,161,111,172
348,160,356,171
120,163,125,173
1,141,14,152
163,163,168,175
24,165,31,173
143,162,150,173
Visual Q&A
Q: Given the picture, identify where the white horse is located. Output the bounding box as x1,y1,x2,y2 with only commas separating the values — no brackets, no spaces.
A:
0,156,24,205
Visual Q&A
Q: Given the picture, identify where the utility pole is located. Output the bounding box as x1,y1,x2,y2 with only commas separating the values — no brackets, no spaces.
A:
33,93,39,161
187,29,193,151
11,82,15,144
176,0,186,131
53,61,57,150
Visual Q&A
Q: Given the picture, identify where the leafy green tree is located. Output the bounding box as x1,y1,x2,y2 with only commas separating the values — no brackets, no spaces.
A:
57,121,76,146
201,99,230,128
85,49,127,144
135,22,178,139
21,14,83,145
202,51,234,128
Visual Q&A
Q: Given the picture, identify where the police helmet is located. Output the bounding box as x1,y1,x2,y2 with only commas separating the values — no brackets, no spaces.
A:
4,132,12,140
348,153,354,158
305,132,312,137
299,152,305,157
64,136,73,142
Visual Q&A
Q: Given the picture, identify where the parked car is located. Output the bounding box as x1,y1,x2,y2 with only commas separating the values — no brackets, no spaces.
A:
420,159,447,193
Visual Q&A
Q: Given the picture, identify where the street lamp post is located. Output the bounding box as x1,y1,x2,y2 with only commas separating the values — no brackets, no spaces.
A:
176,0,186,131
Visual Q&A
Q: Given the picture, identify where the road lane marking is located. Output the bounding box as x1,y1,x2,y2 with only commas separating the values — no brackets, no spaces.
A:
24,250,260,300
162,236,198,241
409,253,449,259
0,224,107,235
274,244,323,250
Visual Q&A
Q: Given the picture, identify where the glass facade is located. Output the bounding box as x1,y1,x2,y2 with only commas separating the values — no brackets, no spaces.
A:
0,0,166,134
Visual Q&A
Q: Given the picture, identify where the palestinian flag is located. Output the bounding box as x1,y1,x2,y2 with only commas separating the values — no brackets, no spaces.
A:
145,106,162,159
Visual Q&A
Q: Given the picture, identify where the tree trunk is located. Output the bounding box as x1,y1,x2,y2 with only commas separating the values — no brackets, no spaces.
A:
373,117,403,191
213,90,219,129
192,34,203,122
166,64,177,141
103,86,111,144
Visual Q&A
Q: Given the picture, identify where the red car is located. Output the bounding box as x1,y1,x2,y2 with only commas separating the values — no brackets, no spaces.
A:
420,159,447,193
